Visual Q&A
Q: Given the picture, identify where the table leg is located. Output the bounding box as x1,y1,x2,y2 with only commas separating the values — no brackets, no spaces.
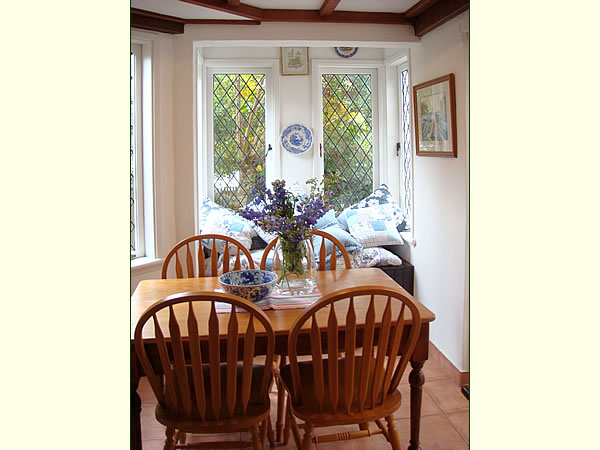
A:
131,375,142,450
408,360,425,450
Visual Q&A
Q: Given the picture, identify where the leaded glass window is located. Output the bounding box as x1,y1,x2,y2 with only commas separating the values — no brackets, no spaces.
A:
401,68,412,229
322,73,373,211
212,73,266,210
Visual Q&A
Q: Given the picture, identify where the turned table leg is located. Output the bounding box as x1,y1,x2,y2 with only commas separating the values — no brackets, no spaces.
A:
131,376,142,450
408,360,425,450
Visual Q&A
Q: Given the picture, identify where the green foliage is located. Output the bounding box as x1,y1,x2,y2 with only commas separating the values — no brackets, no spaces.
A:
213,73,266,209
322,73,373,210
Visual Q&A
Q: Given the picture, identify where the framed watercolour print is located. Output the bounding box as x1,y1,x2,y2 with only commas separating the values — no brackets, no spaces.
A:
413,73,457,157
280,47,309,76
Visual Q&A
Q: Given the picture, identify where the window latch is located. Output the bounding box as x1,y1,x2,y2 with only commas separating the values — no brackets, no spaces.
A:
266,144,272,157
396,142,401,157
320,143,323,157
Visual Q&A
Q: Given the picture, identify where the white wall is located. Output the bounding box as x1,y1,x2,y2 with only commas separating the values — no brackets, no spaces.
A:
397,12,469,371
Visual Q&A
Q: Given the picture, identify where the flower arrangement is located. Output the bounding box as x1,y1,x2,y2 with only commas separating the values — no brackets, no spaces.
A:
240,174,342,289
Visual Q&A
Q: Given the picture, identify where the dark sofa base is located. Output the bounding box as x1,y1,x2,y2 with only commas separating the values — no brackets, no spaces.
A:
378,260,414,295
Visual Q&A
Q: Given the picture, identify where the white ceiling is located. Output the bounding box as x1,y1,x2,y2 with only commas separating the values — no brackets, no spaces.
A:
131,0,422,20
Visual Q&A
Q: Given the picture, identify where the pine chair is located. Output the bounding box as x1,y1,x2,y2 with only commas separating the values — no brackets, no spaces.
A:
162,234,254,279
134,291,276,450
276,286,422,450
260,229,351,441
259,229,351,272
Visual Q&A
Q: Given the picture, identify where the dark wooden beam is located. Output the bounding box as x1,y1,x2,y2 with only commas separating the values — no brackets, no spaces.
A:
226,0,240,5
262,10,410,24
185,19,260,25
131,9,184,34
179,0,264,20
319,0,341,16
413,0,469,36
405,0,440,19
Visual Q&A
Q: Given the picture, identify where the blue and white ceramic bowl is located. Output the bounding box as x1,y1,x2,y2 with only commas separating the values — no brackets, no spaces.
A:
219,269,277,303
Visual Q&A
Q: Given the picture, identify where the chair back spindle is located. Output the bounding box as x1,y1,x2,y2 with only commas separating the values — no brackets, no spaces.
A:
259,229,351,271
162,234,254,279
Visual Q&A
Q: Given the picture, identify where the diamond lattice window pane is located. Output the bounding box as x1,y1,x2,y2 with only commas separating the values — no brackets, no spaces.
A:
213,73,266,210
401,69,412,228
322,73,373,211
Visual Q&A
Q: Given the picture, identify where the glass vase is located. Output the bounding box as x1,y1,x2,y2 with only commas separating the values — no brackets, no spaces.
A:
272,237,317,295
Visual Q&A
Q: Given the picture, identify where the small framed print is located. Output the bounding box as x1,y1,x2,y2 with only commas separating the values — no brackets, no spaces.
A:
413,73,457,157
280,47,309,76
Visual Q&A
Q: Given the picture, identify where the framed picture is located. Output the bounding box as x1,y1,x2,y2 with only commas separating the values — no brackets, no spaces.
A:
413,73,457,157
280,47,309,76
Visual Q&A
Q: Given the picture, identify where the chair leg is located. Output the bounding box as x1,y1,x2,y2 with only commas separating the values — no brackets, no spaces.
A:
359,422,369,430
260,418,268,447
301,422,314,450
164,427,176,450
250,424,263,450
267,416,275,447
385,415,402,450
177,431,187,444
276,355,286,441
287,399,302,449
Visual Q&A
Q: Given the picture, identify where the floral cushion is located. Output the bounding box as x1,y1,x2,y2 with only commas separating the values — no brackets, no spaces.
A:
198,200,257,252
345,206,404,248
336,184,408,232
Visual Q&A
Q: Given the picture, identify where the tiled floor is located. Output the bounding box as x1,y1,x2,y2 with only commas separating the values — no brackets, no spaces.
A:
138,357,469,449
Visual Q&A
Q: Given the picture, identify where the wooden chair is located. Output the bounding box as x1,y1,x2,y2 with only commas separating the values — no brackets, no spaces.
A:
276,286,422,450
259,229,351,272
260,229,351,441
134,291,276,450
162,234,254,279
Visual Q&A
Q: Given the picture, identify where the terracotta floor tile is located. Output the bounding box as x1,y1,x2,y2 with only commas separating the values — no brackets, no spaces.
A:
396,414,468,450
141,439,167,450
393,384,442,419
447,411,469,444
141,403,166,440
424,379,469,414
137,376,157,404
423,358,451,382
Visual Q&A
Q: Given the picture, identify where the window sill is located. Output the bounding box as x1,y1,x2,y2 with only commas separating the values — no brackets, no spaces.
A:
400,231,416,248
131,256,163,275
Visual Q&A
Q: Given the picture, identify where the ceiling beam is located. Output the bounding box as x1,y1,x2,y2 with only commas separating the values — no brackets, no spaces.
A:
226,0,240,5
180,0,264,20
413,0,469,36
131,9,184,34
262,10,410,24
405,0,440,19
185,19,260,25
319,0,341,16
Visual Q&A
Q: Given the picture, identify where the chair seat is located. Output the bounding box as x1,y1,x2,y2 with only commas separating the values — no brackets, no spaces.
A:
280,356,403,426
156,363,272,433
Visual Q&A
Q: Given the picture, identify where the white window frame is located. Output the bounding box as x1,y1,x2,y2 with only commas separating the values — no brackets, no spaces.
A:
385,50,415,246
130,36,157,264
311,60,386,189
131,44,145,258
198,59,280,214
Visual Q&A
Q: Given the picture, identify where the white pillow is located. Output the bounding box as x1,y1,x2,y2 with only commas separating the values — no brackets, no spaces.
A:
346,206,404,248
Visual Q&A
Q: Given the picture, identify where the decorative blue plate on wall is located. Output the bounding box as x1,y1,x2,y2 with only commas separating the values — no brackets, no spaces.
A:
280,124,313,154
335,47,358,58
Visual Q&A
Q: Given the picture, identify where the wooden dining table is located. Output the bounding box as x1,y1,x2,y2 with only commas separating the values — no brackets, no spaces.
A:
131,268,435,450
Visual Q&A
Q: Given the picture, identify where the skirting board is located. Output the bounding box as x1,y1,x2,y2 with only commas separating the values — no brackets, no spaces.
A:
429,341,469,387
